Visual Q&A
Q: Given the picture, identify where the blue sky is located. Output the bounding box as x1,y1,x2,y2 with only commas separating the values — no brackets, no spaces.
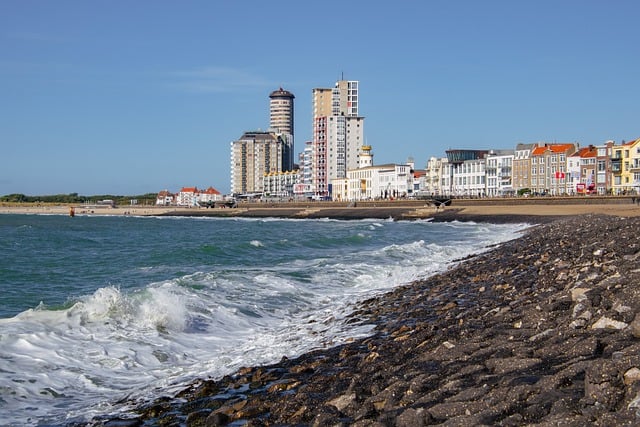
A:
2,0,639,196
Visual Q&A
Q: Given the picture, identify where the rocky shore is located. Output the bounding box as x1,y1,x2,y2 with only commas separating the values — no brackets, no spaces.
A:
91,214,640,426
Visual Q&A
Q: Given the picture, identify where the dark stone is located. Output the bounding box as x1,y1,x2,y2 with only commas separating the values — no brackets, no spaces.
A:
92,215,640,426
310,405,349,426
584,360,625,410
185,409,211,426
205,411,229,426
102,418,143,427
395,407,432,427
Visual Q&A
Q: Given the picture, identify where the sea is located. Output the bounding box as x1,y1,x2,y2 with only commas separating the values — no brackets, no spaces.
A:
0,213,529,426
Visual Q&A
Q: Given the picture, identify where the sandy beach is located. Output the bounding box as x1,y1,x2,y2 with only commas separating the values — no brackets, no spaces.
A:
0,205,173,217
2,200,640,221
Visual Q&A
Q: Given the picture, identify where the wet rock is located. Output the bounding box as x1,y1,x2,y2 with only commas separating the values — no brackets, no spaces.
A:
204,411,229,426
328,393,357,412
94,215,640,426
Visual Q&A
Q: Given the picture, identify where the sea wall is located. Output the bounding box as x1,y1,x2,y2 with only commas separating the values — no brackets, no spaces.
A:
96,214,640,426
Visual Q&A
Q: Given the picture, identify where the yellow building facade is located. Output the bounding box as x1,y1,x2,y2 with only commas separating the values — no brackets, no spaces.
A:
611,138,640,195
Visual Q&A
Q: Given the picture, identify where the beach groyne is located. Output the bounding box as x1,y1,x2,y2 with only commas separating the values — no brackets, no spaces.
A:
93,214,640,426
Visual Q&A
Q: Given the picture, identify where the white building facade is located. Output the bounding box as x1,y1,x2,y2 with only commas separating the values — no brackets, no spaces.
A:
485,150,515,196
312,79,365,197
198,187,223,205
155,190,174,206
422,157,449,196
332,164,414,202
294,141,314,198
176,187,199,207
450,159,486,197
331,146,413,202
332,150,414,201
263,170,300,197
424,149,517,197
176,187,223,207
567,151,582,195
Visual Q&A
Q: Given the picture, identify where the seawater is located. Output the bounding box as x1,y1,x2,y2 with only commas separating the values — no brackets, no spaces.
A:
0,214,529,426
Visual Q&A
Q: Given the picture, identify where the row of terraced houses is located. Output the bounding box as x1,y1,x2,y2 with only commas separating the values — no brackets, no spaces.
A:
420,138,640,198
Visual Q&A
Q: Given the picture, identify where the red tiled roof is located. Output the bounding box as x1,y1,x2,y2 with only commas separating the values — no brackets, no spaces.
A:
622,138,640,146
531,144,575,156
575,147,597,158
180,187,198,193
204,186,221,194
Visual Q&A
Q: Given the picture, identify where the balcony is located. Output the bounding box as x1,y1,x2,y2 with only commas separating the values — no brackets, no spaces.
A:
611,158,622,173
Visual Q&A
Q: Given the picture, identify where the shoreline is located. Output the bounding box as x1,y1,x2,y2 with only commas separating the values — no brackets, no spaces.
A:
2,201,640,223
91,214,640,425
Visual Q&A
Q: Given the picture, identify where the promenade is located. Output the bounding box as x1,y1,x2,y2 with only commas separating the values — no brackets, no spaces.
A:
2,197,640,222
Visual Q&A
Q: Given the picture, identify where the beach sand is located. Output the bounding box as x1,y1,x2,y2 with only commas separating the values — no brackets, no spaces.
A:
2,201,640,221
0,205,174,217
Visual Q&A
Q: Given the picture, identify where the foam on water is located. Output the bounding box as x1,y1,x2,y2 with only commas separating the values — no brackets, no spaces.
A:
0,216,529,426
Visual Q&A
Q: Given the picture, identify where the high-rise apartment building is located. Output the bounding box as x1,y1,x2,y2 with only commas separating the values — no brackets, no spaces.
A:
269,88,295,171
311,79,364,196
230,88,297,196
230,131,285,195
295,141,314,195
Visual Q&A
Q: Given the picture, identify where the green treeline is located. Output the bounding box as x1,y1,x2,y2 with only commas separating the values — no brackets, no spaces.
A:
0,193,158,205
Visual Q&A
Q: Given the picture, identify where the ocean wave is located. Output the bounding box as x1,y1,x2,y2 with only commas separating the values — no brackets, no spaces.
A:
0,215,528,425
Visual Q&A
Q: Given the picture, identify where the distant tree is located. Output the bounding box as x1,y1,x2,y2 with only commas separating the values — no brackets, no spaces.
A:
0,194,28,203
0,192,158,205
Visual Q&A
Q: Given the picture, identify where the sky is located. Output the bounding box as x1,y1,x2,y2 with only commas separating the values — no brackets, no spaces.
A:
1,0,639,196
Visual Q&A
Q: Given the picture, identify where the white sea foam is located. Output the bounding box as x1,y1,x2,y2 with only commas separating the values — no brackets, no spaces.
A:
0,218,529,426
